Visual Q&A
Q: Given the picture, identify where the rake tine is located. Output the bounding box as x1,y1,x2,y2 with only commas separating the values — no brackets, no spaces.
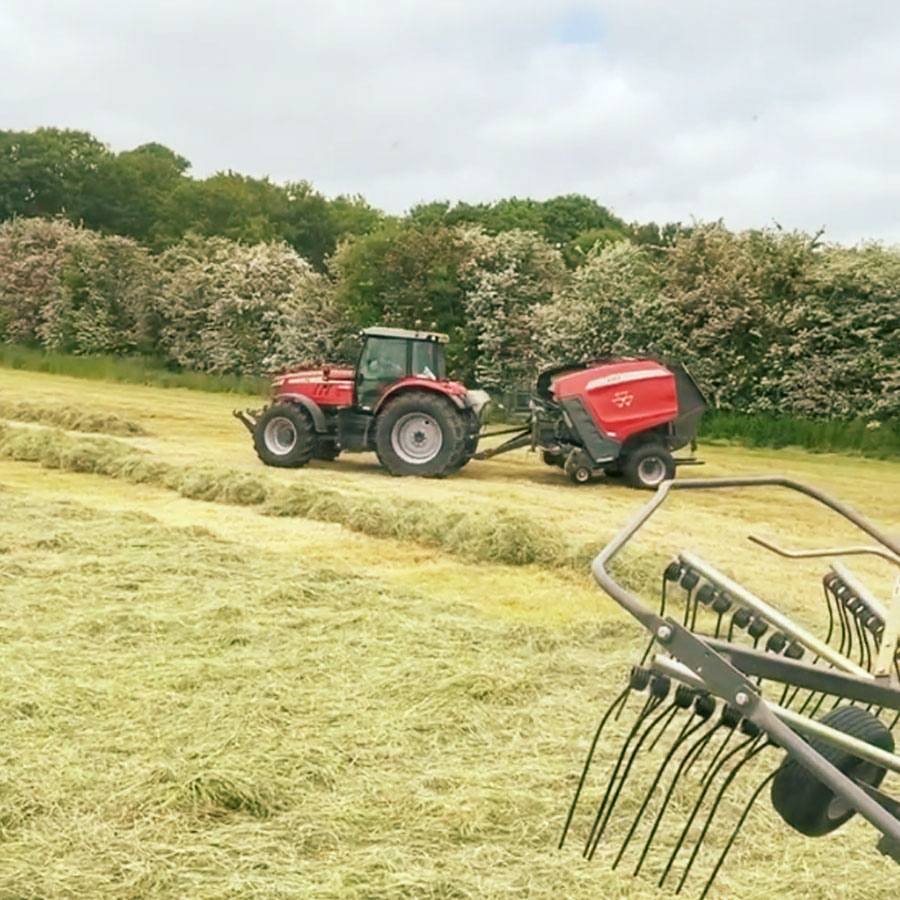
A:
613,705,711,871
837,588,852,659
682,582,700,629
851,610,869,672
699,708,741,782
822,582,836,647
640,571,674,666
559,685,631,849
698,770,778,900
583,693,661,856
675,736,769,894
588,699,679,858
648,702,684,753
658,733,758,888
634,716,720,878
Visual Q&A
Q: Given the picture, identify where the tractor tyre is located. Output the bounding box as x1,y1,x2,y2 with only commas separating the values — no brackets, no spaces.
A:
375,391,466,477
253,404,315,468
622,443,675,490
770,705,894,837
448,412,480,472
542,450,565,468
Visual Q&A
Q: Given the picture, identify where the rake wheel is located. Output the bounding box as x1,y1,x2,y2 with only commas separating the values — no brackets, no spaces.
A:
771,705,895,837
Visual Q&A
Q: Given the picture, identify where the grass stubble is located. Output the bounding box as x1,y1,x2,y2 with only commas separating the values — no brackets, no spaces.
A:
1,488,898,900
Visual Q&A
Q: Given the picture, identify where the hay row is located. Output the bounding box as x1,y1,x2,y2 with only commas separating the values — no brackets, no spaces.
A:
0,398,148,436
0,423,593,569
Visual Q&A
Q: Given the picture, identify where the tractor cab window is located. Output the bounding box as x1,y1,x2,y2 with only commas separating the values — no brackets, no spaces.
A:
356,337,408,409
411,340,446,380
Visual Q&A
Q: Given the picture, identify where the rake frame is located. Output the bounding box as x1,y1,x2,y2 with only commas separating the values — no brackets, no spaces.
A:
586,475,900,872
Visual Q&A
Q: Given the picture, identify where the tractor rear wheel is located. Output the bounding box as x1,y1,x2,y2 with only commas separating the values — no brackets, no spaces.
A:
254,404,315,468
375,391,466,477
770,705,894,837
622,443,675,489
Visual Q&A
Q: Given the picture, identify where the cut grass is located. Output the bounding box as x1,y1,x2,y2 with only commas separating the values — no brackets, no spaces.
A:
0,344,269,395
0,397,148,435
0,486,897,899
0,422,585,570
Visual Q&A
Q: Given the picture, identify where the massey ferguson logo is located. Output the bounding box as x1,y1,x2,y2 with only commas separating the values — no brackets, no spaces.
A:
612,390,633,408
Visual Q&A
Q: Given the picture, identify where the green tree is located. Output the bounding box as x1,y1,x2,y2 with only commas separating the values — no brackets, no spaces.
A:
0,128,108,222
81,143,189,243
331,221,480,375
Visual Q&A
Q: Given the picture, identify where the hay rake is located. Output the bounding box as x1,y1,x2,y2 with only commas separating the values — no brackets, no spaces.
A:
561,476,900,897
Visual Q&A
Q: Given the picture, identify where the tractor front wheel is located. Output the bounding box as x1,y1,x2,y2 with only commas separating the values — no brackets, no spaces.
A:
622,443,675,489
253,404,315,468
375,391,466,477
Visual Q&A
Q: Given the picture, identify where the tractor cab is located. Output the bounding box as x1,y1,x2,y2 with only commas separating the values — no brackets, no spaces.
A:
355,327,449,410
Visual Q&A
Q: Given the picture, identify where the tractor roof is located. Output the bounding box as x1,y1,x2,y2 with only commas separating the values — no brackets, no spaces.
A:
362,326,449,344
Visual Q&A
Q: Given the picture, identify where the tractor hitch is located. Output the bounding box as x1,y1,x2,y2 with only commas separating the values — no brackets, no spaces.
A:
233,408,259,434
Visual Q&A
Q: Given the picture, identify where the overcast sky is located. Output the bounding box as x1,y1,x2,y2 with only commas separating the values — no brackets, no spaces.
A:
2,0,899,243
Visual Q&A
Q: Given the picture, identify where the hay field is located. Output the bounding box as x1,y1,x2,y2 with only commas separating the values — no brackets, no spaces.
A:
0,366,899,900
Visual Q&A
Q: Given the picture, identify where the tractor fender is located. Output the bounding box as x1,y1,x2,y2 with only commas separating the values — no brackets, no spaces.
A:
373,379,469,415
274,393,328,433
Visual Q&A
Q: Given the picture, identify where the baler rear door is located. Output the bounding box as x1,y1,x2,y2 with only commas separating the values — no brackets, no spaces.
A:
668,363,706,450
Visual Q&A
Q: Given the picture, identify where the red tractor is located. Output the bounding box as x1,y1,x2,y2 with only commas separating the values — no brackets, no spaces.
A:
235,327,706,488
235,327,489,478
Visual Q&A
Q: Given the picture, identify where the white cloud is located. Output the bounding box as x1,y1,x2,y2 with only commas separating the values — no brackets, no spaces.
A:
2,0,900,241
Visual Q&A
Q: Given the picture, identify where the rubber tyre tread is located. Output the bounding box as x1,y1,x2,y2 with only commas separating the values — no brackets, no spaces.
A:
448,410,480,472
315,441,340,461
770,705,895,837
542,450,565,468
253,403,315,468
622,442,675,489
375,391,466,477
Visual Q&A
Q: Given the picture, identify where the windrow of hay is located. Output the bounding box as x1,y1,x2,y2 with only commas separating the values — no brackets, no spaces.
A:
0,423,591,569
0,397,148,436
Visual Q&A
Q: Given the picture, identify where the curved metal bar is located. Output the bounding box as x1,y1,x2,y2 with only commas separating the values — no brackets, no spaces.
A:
748,534,900,567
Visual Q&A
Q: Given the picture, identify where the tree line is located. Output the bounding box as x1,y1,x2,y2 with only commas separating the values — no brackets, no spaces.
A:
1,128,898,421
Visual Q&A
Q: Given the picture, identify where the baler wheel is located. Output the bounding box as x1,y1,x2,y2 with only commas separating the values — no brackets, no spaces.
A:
623,443,675,489
254,403,315,468
375,391,466,477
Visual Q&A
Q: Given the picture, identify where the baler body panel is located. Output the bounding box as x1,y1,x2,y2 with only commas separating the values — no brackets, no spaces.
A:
552,360,678,443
